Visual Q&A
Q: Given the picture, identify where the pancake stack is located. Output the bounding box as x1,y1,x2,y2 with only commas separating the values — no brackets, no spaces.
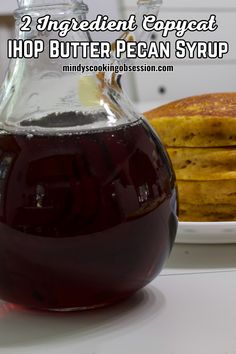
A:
144,93,236,221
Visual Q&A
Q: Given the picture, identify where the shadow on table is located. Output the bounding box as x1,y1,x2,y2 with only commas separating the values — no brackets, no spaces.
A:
167,243,236,270
0,286,165,348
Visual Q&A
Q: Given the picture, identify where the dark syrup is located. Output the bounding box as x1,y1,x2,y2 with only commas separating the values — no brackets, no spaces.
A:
0,115,177,310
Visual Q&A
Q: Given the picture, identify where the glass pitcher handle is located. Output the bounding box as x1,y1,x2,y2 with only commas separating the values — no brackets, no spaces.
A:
104,0,163,85
134,0,163,42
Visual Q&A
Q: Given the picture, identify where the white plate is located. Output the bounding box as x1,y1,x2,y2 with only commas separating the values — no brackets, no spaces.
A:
176,222,236,244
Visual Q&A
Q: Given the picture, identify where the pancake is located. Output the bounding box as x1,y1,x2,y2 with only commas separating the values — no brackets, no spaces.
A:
178,180,236,205
144,93,236,147
167,147,236,180
180,203,236,222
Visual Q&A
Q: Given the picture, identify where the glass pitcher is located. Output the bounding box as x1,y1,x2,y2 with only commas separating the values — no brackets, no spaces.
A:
0,0,178,311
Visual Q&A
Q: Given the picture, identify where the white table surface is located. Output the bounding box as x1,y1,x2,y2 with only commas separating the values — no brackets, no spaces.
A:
0,243,236,354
